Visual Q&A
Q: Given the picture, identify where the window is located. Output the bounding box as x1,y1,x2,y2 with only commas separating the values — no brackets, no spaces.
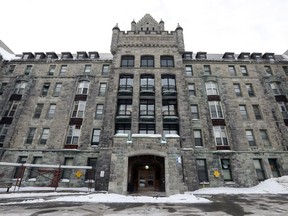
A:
91,129,100,145
185,65,193,76
240,66,248,76
252,105,262,120
8,65,16,73
209,101,223,119
13,156,28,178
48,65,56,75
191,105,199,120
283,66,288,75
98,83,107,96
278,102,288,119
194,130,203,146
24,65,33,75
4,101,19,117
253,159,266,181
29,157,42,179
141,55,154,67
119,76,133,95
117,99,132,116
233,84,242,97
46,104,56,119
228,66,236,76
140,75,154,94
221,159,233,181
59,65,67,76
102,65,109,75
0,82,7,95
246,129,256,146
62,157,73,179
85,158,97,180
72,101,86,118
213,126,228,146
162,75,176,95
0,124,9,145
139,124,155,134
188,83,195,96
26,127,36,144
268,159,281,178
270,82,283,95
197,159,209,182
239,105,248,120
246,84,255,97
260,129,270,146
76,81,89,95
41,83,50,96
140,99,155,117
95,104,104,119
84,65,91,73
204,65,211,75
115,124,131,135
162,99,177,116
264,66,272,75
66,125,81,144
121,55,134,67
53,83,62,97
33,103,44,118
160,55,174,67
14,81,27,94
39,128,50,144
163,124,179,135
205,81,219,95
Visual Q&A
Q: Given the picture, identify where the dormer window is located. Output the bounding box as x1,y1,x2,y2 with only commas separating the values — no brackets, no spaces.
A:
183,52,192,59
46,52,58,59
35,53,46,60
77,52,88,59
61,52,73,59
196,52,207,60
238,52,250,60
262,53,275,61
222,52,234,60
250,53,262,60
89,52,99,59
22,52,34,60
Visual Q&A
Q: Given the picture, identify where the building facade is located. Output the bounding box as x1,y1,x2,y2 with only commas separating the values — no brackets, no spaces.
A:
0,14,288,195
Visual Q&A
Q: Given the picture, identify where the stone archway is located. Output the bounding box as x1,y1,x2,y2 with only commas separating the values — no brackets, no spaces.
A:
128,155,165,193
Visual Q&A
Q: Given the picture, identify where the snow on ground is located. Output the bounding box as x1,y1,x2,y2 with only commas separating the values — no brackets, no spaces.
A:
0,176,287,205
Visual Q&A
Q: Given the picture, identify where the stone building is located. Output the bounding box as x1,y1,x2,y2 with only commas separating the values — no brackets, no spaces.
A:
0,14,288,195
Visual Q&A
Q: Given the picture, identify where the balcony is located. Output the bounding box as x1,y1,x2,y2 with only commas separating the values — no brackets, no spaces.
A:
116,111,132,122
162,110,178,122
139,110,155,122
118,85,133,96
140,85,155,96
162,85,177,96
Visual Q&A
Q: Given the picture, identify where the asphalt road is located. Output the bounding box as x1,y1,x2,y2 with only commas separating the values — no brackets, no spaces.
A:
0,194,288,215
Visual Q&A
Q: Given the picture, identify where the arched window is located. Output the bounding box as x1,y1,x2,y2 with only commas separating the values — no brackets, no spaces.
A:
121,55,135,67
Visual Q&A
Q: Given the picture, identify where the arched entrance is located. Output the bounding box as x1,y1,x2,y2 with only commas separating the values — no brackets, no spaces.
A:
128,155,165,193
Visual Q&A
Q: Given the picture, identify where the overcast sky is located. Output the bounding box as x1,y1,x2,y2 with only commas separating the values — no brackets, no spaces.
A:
1,0,287,55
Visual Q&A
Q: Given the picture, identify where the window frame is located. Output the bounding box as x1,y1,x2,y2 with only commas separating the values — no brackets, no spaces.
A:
245,83,255,97
46,104,56,119
59,65,67,76
102,65,109,75
252,105,262,120
185,65,193,76
240,65,248,76
204,65,211,75
39,128,50,144
48,65,56,76
228,65,236,76
197,159,209,183
233,83,242,97
209,101,223,119
253,159,266,181
160,55,174,67
72,101,86,118
191,105,199,120
91,129,101,145
41,83,50,96
239,105,249,120
221,159,233,181
33,103,44,119
213,126,229,146
95,104,104,119
25,127,36,144
121,55,135,67
53,83,62,97
84,64,92,73
206,81,219,95
194,129,203,146
24,65,33,75
141,55,154,67
66,125,81,145
76,81,90,95
0,124,9,144
98,83,107,96
246,129,256,146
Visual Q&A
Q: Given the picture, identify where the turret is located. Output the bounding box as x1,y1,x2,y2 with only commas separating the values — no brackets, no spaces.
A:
159,19,165,31
176,23,185,54
131,19,136,31
110,23,120,55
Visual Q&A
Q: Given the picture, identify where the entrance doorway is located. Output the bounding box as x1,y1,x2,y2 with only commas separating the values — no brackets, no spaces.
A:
128,155,165,193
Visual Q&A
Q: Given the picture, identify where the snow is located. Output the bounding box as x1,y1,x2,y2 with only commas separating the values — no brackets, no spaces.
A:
0,47,18,60
0,176,287,205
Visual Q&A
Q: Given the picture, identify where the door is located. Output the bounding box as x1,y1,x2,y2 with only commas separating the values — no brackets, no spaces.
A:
138,169,155,191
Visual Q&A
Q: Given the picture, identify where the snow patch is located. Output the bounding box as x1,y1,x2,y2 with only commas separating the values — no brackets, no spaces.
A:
0,47,18,60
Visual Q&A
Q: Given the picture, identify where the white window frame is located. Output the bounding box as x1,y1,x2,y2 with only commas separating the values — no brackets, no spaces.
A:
205,81,219,95
46,104,56,119
72,101,86,118
66,126,81,145
270,82,283,95
14,81,27,94
209,101,223,119
53,83,62,97
213,126,228,146
40,128,50,144
76,81,90,95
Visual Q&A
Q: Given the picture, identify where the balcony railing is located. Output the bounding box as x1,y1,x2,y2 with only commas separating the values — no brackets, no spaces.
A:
118,85,133,96
162,85,177,96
